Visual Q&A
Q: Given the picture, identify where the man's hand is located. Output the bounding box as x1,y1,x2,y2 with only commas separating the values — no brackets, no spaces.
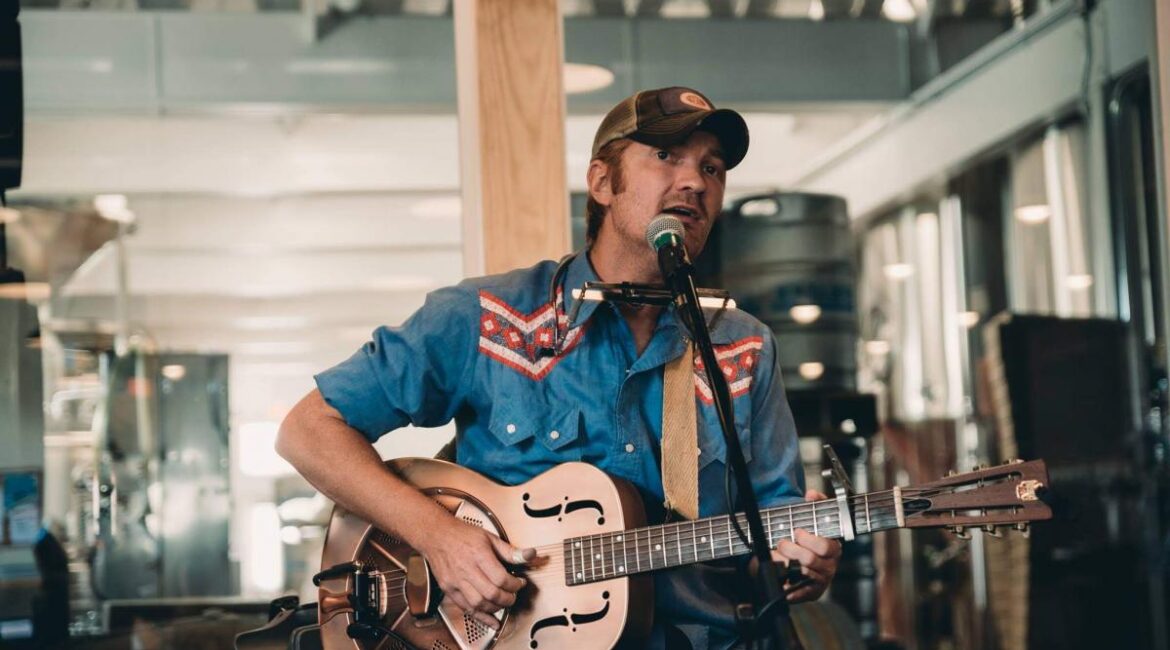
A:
771,489,842,603
418,518,537,631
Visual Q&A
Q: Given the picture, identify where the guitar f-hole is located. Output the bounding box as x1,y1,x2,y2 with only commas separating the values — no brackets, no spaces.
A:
522,493,606,524
528,591,611,648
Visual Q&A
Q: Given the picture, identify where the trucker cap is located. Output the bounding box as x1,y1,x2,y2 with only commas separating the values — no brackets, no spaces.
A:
591,86,750,169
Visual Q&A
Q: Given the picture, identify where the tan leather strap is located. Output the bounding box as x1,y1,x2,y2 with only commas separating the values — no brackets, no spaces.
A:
662,341,700,520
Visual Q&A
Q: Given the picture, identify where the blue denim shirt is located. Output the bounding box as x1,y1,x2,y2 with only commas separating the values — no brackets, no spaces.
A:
315,251,804,649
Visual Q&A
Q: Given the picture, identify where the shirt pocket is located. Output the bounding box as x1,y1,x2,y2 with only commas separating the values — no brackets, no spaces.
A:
696,402,754,516
486,399,583,463
697,400,754,471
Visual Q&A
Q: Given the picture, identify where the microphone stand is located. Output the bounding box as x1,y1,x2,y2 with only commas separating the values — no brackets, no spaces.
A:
657,240,792,650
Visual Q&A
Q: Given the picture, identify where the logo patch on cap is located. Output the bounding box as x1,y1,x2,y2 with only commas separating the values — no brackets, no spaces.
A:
679,92,712,110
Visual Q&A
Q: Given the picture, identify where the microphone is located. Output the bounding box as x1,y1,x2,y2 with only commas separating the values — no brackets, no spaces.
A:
645,214,692,292
645,213,687,257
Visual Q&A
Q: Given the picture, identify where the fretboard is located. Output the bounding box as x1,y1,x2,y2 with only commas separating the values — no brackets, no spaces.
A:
563,491,902,586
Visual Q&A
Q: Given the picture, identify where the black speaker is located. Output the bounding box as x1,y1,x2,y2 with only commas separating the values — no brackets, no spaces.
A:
0,0,22,192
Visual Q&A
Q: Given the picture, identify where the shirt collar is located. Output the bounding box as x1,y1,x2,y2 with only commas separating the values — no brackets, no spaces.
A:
560,249,603,328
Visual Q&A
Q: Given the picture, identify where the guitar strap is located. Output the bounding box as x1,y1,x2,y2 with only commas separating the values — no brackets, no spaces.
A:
661,340,700,520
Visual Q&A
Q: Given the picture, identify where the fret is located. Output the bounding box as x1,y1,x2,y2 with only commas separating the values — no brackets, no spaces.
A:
764,509,772,546
708,519,715,559
674,525,683,566
720,514,730,556
613,530,622,577
588,536,596,581
661,526,669,566
569,539,577,583
634,529,641,572
598,534,606,578
812,504,819,536
619,532,627,575
787,507,795,539
864,493,871,534
691,521,698,563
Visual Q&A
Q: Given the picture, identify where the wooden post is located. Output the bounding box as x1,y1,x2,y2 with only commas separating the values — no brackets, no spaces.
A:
454,0,571,276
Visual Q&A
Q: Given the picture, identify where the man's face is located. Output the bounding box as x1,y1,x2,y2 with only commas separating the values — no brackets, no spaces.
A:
596,130,727,259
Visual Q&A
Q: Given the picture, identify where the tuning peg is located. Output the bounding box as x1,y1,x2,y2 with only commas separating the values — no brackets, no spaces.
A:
1005,458,1025,465
946,469,958,477
1014,522,1030,538
982,524,1001,537
950,525,969,539
973,464,987,471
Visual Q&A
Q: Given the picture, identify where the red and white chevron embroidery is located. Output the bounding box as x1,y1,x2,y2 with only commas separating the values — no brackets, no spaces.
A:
478,289,587,381
693,336,764,404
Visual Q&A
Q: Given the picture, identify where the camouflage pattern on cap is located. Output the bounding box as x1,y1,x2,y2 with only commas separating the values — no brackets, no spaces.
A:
590,86,750,169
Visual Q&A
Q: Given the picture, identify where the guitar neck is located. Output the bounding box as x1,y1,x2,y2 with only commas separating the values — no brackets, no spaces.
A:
563,490,901,586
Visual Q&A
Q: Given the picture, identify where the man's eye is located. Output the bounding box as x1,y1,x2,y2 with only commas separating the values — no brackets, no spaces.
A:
704,165,719,175
656,150,670,160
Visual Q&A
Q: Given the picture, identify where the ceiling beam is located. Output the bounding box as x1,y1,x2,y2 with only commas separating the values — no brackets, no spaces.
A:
19,12,911,114
745,0,774,18
592,0,627,16
857,0,885,19
708,0,735,18
635,0,664,17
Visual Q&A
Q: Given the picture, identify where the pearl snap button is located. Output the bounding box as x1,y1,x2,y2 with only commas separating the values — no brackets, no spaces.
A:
506,424,516,434
625,443,635,453
549,430,560,440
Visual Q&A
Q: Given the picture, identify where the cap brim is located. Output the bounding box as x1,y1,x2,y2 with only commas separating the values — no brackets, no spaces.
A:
628,108,749,169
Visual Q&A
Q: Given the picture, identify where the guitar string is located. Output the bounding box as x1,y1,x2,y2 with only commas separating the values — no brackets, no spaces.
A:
353,492,1001,590
363,506,902,583
354,484,1004,583
361,499,906,582
549,486,988,580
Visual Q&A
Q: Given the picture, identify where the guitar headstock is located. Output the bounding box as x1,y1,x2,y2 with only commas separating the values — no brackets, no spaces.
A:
899,459,1052,537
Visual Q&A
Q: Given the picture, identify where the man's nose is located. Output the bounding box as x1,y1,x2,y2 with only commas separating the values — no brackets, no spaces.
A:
675,163,707,194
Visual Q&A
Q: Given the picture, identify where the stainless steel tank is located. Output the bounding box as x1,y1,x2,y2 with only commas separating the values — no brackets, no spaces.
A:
713,192,857,393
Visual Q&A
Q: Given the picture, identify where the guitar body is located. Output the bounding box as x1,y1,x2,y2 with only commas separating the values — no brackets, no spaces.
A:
315,456,1054,650
318,459,653,650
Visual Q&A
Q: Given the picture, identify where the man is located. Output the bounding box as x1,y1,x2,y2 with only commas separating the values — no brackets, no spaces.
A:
277,86,841,649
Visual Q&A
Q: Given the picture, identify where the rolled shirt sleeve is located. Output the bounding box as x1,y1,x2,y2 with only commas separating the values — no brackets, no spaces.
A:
747,332,806,507
314,285,478,441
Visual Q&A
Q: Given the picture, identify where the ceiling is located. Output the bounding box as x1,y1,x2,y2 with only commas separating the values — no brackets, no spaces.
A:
8,107,880,424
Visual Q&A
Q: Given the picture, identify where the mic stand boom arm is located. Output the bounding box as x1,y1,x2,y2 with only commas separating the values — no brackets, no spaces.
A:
657,242,792,650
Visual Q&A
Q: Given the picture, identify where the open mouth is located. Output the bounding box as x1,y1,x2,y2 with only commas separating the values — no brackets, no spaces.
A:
661,206,701,221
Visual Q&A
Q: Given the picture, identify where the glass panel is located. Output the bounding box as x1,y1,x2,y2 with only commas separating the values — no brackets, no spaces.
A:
1007,122,1108,317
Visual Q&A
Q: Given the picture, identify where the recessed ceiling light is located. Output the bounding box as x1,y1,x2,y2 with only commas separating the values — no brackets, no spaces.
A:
1067,274,1094,290
789,304,822,324
799,362,825,381
564,63,615,94
660,0,710,18
808,0,825,20
882,0,917,22
1015,204,1051,224
161,364,187,381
